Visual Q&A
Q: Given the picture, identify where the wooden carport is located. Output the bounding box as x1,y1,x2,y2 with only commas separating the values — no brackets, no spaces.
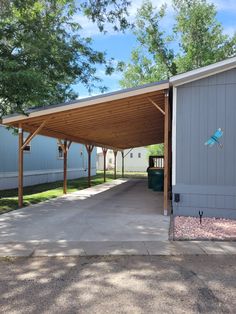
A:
2,80,171,215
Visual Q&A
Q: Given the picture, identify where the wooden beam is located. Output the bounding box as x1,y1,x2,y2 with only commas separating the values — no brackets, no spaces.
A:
25,124,121,151
22,133,33,149
24,121,164,151
113,150,118,179
147,97,165,116
102,148,108,182
13,110,162,151
164,90,170,216
48,120,163,136
18,124,23,208
21,119,48,150
85,144,94,187
40,100,165,127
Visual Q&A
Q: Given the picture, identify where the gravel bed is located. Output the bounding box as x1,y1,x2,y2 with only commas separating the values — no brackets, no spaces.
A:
174,216,236,240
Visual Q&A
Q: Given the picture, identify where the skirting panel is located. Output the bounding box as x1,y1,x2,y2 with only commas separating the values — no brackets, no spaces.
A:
0,168,96,190
173,205,236,219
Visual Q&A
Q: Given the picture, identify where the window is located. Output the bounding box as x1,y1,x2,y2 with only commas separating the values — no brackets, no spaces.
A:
109,158,112,164
57,143,63,159
130,153,133,158
138,153,141,158
23,137,31,153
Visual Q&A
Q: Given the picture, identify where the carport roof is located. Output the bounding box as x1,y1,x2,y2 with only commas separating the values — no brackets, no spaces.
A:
2,80,169,150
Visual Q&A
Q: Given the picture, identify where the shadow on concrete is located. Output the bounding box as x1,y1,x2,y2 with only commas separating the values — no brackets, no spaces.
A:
0,255,235,313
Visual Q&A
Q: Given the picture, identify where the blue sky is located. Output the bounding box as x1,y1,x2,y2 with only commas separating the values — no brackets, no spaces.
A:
74,0,236,98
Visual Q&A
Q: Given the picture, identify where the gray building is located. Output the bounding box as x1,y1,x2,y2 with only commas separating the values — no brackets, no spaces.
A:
171,57,236,219
0,125,96,190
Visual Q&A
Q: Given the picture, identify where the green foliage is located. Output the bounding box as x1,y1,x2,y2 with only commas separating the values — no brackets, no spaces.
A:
173,0,236,71
0,0,130,117
120,1,176,87
81,0,131,33
120,0,236,88
146,144,164,157
120,47,172,88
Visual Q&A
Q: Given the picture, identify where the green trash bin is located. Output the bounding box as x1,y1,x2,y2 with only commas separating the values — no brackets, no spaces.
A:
147,168,153,189
147,168,164,191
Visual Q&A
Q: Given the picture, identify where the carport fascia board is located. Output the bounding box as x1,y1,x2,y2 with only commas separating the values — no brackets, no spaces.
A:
2,81,169,124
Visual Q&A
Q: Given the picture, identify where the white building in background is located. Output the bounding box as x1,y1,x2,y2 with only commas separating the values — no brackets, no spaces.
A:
117,147,149,172
96,150,114,170
97,147,149,172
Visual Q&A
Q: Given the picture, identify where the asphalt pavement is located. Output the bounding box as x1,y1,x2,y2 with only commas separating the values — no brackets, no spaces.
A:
0,255,235,314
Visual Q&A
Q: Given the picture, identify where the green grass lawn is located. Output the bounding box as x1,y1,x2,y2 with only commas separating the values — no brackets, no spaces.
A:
0,171,147,215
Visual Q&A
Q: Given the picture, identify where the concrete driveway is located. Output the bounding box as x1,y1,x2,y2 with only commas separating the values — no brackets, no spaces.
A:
0,179,170,244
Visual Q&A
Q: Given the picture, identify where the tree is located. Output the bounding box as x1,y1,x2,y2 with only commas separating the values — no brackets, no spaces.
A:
0,0,130,117
146,144,164,157
120,1,176,88
120,0,236,88
120,47,173,88
174,0,236,71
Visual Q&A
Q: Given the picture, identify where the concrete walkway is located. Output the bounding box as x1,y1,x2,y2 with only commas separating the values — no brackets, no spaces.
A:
1,240,236,257
0,179,235,257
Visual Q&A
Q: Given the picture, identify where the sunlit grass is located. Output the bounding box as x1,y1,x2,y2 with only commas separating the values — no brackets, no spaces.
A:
0,170,147,214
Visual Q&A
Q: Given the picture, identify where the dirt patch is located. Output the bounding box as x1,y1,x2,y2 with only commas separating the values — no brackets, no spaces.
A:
174,216,236,240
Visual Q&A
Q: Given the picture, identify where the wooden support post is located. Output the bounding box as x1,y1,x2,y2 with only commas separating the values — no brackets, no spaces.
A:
17,121,48,207
63,140,68,194
102,148,108,182
86,144,94,187
164,90,170,216
113,150,118,179
88,148,91,187
57,140,72,194
18,124,23,208
121,151,124,178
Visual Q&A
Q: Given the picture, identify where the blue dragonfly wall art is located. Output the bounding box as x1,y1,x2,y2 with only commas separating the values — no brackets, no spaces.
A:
204,128,223,148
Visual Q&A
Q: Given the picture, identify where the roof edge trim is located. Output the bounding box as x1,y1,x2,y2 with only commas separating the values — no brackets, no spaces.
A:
170,56,236,86
2,81,169,125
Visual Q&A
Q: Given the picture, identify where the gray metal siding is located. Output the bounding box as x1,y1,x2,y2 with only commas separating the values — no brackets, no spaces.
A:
173,68,236,218
0,126,96,189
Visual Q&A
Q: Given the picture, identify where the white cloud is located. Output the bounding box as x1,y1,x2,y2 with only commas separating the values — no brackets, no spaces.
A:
212,0,236,12
74,0,174,37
